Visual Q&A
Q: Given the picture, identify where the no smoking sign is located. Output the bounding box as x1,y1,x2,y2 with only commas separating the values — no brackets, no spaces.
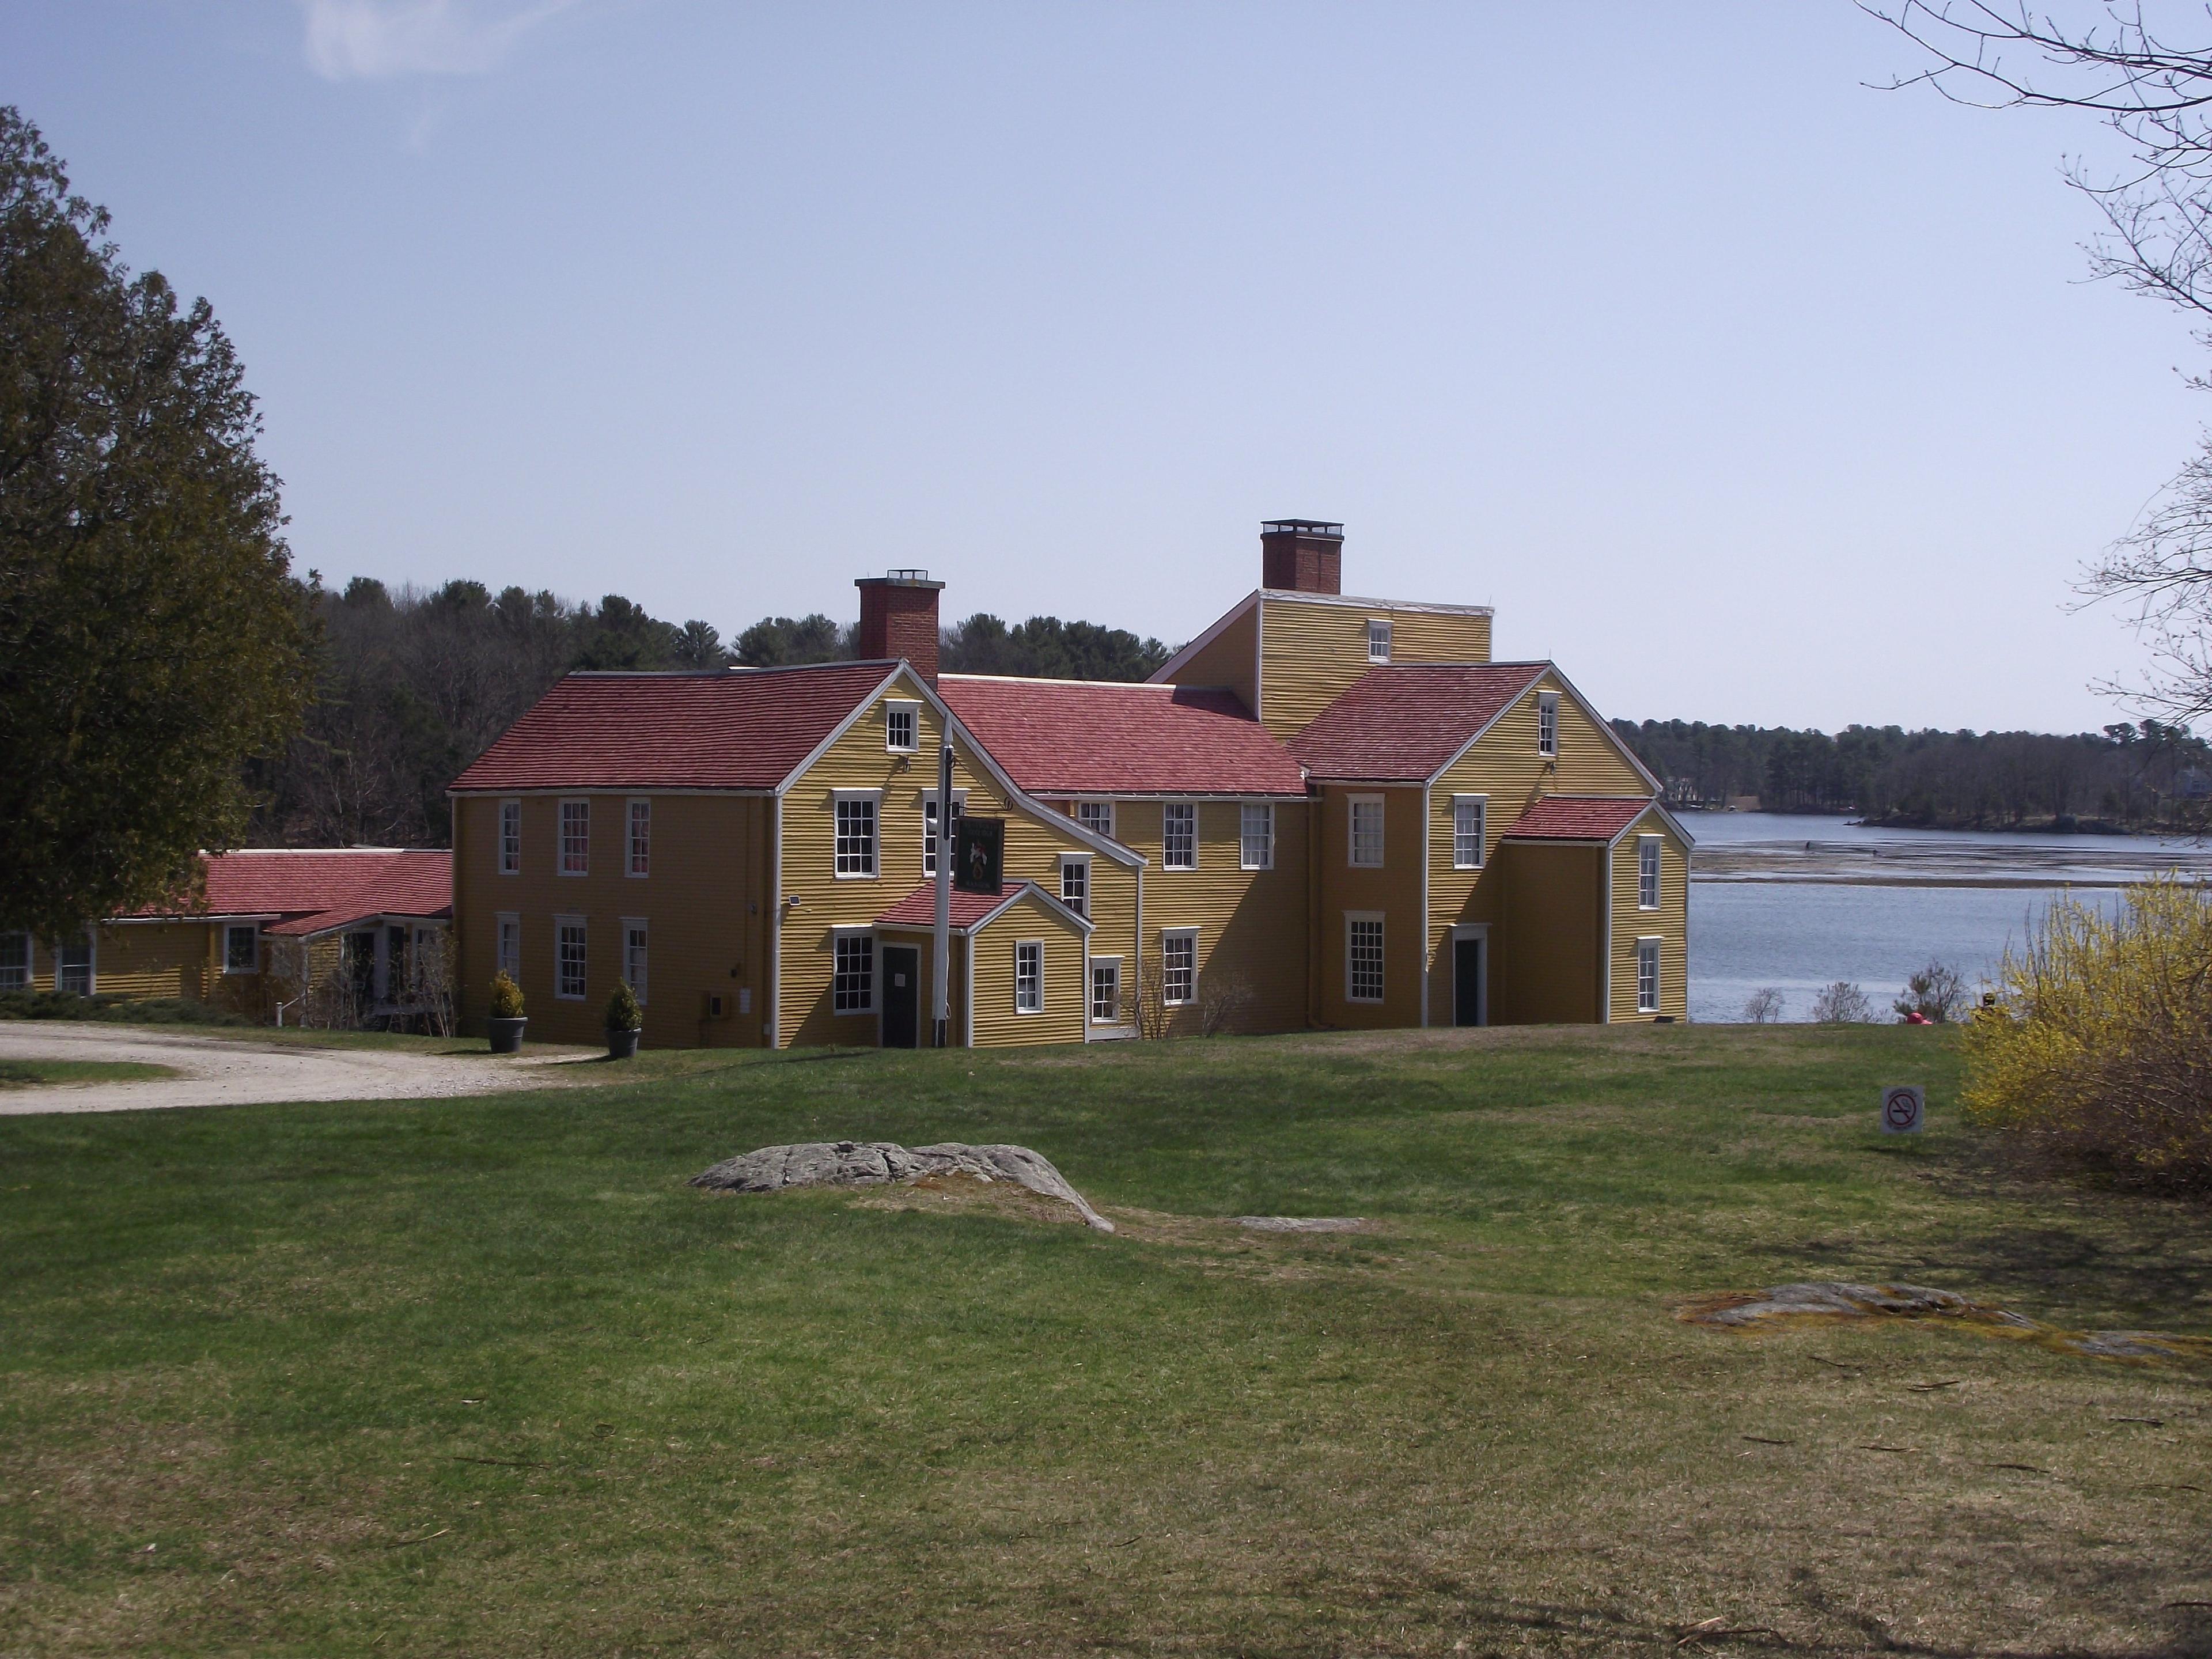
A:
1880,1086,1925,1135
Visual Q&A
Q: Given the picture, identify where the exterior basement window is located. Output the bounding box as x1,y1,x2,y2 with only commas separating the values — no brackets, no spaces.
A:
1637,938,1661,1013
833,933,873,1013
499,800,521,874
1015,941,1043,1013
1078,801,1114,840
628,800,650,877
560,800,589,875
1453,796,1486,869
885,702,918,753
834,793,879,877
1537,694,1559,758
1347,914,1384,1003
1164,804,1196,870
1240,804,1273,870
1089,958,1121,1023
0,932,27,992
1367,619,1391,662
556,918,587,1001
1161,929,1197,1005
1350,796,1384,868
224,924,259,975
1638,835,1661,910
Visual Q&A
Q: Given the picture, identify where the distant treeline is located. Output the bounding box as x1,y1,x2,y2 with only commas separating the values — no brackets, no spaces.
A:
252,578,1173,849
1612,717,2212,830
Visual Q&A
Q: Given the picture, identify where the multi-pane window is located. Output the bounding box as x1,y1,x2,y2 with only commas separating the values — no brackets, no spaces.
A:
1637,938,1661,1013
833,933,873,1012
1347,914,1384,1003
1367,619,1392,662
623,920,649,1006
224,923,259,975
1163,803,1196,870
628,800,651,877
556,919,587,1000
560,799,590,874
1240,804,1273,870
835,794,878,876
1077,801,1114,840
1638,835,1661,910
1453,796,1486,869
499,800,521,874
923,791,964,876
57,933,93,996
1089,959,1121,1023
1350,796,1385,868
1014,941,1042,1013
1537,694,1559,757
1161,929,1197,1005
1059,857,1088,918
885,703,918,752
0,932,28,991
496,914,520,983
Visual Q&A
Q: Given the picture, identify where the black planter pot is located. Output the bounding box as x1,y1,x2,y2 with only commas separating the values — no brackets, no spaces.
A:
607,1027,642,1060
488,1016,527,1054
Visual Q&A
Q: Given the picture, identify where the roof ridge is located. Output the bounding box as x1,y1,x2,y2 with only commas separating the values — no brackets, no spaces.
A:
940,673,1180,691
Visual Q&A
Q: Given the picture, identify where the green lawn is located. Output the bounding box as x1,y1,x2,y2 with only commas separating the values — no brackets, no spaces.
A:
2,1025,2207,1656
0,1059,176,1089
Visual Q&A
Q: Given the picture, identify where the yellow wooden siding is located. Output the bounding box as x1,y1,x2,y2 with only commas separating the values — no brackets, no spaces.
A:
1494,842,1603,1024
1607,813,1690,1022
1312,783,1426,1028
967,898,1088,1048
453,790,771,1050
778,669,1141,1048
1256,594,1493,740
1168,601,1258,711
1111,798,1308,1036
1425,672,1650,1017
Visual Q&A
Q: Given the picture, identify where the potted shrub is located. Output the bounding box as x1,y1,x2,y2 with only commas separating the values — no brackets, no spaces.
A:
605,980,643,1059
488,972,527,1053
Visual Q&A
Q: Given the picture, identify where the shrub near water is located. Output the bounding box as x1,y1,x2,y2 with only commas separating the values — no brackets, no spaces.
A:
1963,874,2212,1187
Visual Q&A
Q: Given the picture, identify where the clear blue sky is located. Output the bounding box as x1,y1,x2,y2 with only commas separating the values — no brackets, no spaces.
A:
5,2,2200,733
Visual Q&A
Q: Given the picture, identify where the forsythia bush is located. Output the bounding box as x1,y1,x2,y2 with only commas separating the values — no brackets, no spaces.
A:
1962,874,2212,1187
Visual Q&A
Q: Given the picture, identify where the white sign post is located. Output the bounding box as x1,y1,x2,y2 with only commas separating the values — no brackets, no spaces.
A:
1880,1085,1925,1135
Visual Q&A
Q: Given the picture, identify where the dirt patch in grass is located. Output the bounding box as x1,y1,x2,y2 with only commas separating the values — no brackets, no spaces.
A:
0,1059,176,1088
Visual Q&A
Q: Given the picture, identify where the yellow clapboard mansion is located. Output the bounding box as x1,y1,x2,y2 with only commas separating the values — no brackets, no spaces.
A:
449,521,1690,1048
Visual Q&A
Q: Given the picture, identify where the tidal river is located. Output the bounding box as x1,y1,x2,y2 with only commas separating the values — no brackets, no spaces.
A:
1684,812,2212,1024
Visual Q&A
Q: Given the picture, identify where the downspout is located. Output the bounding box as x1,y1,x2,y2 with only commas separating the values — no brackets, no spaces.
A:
768,793,782,1048
1133,859,1143,1036
1599,842,1612,1024
1419,783,1432,1028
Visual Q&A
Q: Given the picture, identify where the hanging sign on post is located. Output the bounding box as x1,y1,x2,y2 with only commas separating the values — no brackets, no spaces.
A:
953,816,1004,895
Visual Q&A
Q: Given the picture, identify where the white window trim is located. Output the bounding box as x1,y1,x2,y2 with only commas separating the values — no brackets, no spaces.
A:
223,923,260,975
1162,802,1198,870
621,916,649,1006
1636,935,1662,1014
832,788,882,880
885,699,921,753
626,798,651,878
0,931,30,993
1076,801,1115,840
921,787,970,876
1537,692,1560,758
1014,938,1044,1014
1058,854,1090,918
1452,794,1487,870
1366,618,1392,662
1160,927,1199,1006
1345,910,1385,1005
56,931,96,996
554,914,587,1002
1637,834,1662,911
1088,954,1123,1024
1239,802,1274,871
495,911,521,983
498,798,521,875
831,924,875,1014
1349,794,1385,869
558,797,590,877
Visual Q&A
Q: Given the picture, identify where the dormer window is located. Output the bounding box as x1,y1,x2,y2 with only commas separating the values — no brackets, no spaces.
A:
1366,619,1392,662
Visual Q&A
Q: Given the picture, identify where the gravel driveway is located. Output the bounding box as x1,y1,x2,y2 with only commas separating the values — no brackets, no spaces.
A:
0,1023,606,1115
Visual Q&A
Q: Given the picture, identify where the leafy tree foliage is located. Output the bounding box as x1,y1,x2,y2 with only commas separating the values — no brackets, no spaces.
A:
736,613,850,666
940,613,1171,680
0,108,310,937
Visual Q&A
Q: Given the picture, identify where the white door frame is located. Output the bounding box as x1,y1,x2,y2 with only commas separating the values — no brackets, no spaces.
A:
1449,923,1489,1027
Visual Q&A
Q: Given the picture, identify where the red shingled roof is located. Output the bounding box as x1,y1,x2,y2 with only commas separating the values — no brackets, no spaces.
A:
450,664,896,793
135,849,452,935
873,880,1080,931
938,676,1305,796
1289,664,1548,781
1499,796,1656,842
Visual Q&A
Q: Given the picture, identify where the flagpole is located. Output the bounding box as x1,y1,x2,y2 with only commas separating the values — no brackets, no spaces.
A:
933,726,952,1048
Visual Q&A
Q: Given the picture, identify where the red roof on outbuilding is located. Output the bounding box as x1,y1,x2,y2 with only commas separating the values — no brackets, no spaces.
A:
450,664,896,793
938,676,1305,797
136,849,452,935
1289,664,1548,781
1499,796,1656,842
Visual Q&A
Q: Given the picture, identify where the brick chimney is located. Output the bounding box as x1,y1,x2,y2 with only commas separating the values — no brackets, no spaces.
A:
854,570,946,681
1260,520,1343,594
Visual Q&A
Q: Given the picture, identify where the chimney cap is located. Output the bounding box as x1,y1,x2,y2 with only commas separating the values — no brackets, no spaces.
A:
854,568,946,590
1261,519,1343,538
